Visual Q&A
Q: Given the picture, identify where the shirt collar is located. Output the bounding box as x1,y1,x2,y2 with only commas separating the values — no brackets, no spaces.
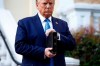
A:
38,12,51,22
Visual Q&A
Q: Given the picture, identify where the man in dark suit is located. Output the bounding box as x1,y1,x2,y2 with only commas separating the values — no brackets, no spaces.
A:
15,0,76,66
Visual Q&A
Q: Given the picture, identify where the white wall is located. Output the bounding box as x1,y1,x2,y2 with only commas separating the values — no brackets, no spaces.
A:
76,11,91,28
4,0,32,22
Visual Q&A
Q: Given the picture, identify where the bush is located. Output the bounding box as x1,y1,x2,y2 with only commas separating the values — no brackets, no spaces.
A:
65,27,100,66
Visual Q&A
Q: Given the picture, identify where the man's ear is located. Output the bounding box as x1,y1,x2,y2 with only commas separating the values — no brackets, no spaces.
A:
36,2,38,7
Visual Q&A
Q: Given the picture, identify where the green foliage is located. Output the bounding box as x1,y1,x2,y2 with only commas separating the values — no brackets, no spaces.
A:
65,28,100,66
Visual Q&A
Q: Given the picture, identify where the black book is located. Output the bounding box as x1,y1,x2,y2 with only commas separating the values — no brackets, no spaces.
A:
46,32,57,54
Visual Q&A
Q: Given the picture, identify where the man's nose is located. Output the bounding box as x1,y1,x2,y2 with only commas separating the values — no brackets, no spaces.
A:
46,4,50,8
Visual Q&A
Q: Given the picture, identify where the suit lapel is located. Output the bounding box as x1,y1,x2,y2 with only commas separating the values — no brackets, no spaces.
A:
52,17,59,32
33,14,46,39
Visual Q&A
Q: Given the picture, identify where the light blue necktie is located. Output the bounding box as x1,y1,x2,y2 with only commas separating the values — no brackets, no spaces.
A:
44,18,54,66
44,18,50,32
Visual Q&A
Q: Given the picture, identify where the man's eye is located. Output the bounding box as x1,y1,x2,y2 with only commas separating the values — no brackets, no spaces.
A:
43,3,47,5
49,3,53,5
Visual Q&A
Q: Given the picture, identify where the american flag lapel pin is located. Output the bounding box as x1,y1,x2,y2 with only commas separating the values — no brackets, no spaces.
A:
56,22,58,24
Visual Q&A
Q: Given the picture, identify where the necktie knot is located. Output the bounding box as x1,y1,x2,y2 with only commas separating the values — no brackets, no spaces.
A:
44,18,50,22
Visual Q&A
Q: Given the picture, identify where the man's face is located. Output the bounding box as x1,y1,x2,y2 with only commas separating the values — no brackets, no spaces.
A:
36,0,55,18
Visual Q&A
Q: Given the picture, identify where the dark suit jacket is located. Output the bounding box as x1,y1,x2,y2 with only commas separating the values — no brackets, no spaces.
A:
15,14,76,66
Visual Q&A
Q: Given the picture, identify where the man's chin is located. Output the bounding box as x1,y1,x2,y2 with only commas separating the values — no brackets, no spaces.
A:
44,14,52,18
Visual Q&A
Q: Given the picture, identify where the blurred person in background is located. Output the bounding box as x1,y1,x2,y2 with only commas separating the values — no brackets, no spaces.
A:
15,0,76,66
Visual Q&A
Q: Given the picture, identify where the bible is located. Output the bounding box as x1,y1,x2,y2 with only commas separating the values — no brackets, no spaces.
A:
46,32,57,54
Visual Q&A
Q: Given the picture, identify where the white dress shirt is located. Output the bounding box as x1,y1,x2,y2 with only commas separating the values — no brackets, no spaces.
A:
38,12,53,31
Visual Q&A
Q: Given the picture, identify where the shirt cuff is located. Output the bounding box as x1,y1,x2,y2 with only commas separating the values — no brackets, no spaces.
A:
57,32,60,40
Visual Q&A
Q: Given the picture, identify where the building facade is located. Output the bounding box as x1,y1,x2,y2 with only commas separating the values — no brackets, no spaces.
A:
56,0,100,35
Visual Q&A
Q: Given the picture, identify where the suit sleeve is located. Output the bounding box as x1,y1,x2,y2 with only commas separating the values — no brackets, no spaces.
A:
58,22,76,51
15,20,45,60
